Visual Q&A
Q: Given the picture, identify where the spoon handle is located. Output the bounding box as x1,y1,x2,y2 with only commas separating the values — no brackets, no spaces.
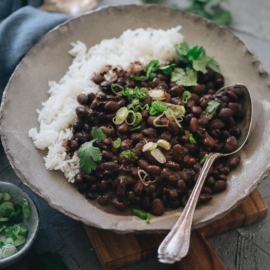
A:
158,152,222,263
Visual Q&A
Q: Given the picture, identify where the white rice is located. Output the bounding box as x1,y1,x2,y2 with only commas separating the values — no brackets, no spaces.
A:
29,26,184,183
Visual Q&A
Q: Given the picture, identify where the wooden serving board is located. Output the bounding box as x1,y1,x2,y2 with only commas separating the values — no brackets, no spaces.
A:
84,189,267,270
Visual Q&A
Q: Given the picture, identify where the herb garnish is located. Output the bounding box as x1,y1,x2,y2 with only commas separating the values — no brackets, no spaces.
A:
185,130,197,144
171,67,198,86
113,138,121,149
204,100,220,119
121,150,138,159
78,127,106,174
175,42,220,74
159,64,176,76
149,101,168,116
182,91,192,104
199,154,209,164
132,208,150,224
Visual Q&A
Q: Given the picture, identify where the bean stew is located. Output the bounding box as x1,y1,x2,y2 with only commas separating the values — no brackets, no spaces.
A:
68,46,245,217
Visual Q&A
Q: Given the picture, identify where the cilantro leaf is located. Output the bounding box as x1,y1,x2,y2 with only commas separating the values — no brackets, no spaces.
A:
175,42,189,57
205,100,220,119
78,141,101,174
92,127,106,140
171,67,198,86
208,58,220,73
192,55,211,73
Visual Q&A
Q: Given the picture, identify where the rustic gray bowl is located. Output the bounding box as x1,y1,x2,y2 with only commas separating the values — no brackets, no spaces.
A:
1,5,270,233
0,182,39,268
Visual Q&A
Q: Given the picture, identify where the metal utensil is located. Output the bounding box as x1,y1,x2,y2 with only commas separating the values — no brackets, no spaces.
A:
158,83,252,263
40,0,101,16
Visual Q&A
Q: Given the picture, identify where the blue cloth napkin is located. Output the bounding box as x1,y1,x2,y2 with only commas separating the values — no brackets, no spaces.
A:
0,1,69,96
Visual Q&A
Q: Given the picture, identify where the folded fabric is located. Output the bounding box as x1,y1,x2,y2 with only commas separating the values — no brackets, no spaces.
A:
0,6,69,97
0,0,44,20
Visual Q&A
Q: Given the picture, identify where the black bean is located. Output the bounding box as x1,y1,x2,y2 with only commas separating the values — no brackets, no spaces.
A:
227,90,238,101
202,186,212,195
199,193,212,204
152,199,165,216
77,94,89,105
75,107,87,118
117,123,129,133
142,128,157,138
218,108,233,120
190,106,202,116
190,117,198,133
177,179,187,193
209,119,225,129
228,155,241,169
212,180,227,193
224,136,238,152
169,85,184,96
134,181,144,195
69,140,80,152
146,165,161,175
130,133,143,142
87,93,96,104
75,173,84,184
104,101,120,113
73,121,83,132
92,74,105,84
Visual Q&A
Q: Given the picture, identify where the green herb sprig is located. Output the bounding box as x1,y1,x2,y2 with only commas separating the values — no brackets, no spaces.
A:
175,42,220,74
78,127,106,174
204,100,220,119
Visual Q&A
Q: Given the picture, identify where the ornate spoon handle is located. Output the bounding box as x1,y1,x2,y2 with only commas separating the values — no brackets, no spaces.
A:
158,152,222,263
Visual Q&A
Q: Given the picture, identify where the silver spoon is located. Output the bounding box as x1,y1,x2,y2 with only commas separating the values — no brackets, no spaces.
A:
158,83,252,264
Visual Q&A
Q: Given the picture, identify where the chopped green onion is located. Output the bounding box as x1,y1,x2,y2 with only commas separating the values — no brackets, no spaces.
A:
182,91,192,104
185,130,197,144
22,199,31,219
125,110,136,125
111,84,125,95
129,75,148,81
153,112,167,127
3,193,11,201
113,138,121,149
159,64,176,76
149,101,168,116
132,208,150,224
199,154,209,164
2,244,17,259
130,126,141,131
121,150,138,159
113,107,129,125
0,202,15,217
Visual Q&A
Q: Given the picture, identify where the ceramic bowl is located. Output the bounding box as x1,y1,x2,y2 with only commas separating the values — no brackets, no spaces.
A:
1,5,270,233
0,182,39,269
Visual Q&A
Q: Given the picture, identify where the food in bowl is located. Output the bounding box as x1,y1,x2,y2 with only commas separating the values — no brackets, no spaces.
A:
0,192,31,259
29,26,244,217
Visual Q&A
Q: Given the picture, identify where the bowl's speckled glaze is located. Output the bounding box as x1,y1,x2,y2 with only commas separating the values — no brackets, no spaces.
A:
1,5,270,233
0,182,39,268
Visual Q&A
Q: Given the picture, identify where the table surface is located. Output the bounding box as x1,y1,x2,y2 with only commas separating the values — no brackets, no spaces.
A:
1,0,270,269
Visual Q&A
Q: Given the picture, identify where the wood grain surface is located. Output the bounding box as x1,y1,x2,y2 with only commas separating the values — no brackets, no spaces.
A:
84,189,267,270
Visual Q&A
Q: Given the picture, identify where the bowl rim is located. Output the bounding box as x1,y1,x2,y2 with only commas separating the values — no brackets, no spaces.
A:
0,4,270,233
0,182,39,264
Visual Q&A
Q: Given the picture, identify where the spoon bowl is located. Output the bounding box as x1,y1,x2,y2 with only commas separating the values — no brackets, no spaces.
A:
158,83,252,263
